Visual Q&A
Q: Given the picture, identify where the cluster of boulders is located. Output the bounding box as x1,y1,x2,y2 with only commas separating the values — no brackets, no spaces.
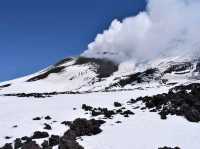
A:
59,118,105,149
33,116,52,121
82,102,134,119
0,118,105,149
130,83,200,122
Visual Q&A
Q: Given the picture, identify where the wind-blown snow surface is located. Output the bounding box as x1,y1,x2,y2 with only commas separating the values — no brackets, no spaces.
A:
0,86,200,149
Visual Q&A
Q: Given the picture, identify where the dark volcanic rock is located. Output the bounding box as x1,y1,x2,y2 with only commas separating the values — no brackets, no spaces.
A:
33,117,41,121
67,118,105,137
82,104,93,111
54,57,73,67
82,104,116,118
115,121,122,124
108,68,158,88
41,140,50,149
27,66,65,82
44,123,52,130
1,117,105,149
32,131,49,139
21,136,32,142
132,83,200,122
0,84,11,89
21,141,41,149
0,143,13,149
61,121,71,126
59,138,83,149
158,147,181,149
5,136,11,140
5,93,47,98
121,110,135,116
184,108,200,122
82,104,137,119
49,135,60,147
59,118,105,149
114,102,122,107
195,61,200,72
12,125,18,128
44,116,52,120
164,62,193,74
75,57,118,78
14,138,23,149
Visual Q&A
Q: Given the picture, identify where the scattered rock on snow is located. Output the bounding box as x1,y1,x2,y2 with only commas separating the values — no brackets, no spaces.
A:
0,143,13,149
43,123,52,130
32,131,49,139
114,102,122,107
33,117,41,121
44,116,52,120
14,138,23,149
158,146,181,149
21,141,41,149
49,135,60,147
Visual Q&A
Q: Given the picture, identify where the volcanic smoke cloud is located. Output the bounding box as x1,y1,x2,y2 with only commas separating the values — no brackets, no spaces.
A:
83,0,200,63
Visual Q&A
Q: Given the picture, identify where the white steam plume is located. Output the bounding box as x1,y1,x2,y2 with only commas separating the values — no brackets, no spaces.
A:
82,0,200,63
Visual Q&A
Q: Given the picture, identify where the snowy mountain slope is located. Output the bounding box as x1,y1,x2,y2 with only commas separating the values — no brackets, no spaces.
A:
2,0,200,147
1,84,200,149
1,56,200,149
0,86,196,149
0,56,200,95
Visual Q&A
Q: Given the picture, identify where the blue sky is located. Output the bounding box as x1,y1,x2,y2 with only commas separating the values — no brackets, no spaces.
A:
0,0,146,82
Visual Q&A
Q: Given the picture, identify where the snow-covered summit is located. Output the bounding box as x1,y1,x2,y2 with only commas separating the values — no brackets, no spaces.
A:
0,56,200,94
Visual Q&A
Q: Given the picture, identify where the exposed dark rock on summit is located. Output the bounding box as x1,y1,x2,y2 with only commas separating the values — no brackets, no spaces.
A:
54,57,73,67
74,57,118,78
108,68,158,88
0,84,11,89
164,62,193,74
27,66,65,82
